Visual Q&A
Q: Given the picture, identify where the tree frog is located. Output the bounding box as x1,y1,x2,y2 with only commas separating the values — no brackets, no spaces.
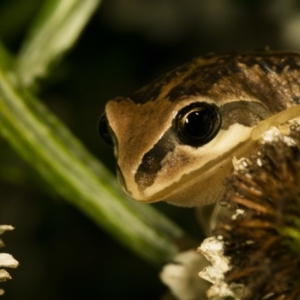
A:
99,51,300,207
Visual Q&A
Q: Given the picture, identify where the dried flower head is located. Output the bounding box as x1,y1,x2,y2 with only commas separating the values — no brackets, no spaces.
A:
213,123,300,300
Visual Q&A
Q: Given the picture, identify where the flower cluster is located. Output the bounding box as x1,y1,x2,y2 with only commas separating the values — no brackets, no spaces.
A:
0,225,18,295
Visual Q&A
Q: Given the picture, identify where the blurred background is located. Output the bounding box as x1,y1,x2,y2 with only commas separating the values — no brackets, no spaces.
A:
0,0,300,299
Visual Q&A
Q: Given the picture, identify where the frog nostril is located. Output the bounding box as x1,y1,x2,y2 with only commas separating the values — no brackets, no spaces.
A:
98,113,114,146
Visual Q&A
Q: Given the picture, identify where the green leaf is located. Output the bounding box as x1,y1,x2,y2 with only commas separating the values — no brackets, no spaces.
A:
15,0,101,87
0,42,14,71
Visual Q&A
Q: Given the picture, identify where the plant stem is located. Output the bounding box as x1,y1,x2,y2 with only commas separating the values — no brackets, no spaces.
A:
0,66,185,265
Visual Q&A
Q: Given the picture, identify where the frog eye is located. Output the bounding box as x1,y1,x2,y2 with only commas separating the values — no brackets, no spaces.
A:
98,113,114,146
175,102,222,147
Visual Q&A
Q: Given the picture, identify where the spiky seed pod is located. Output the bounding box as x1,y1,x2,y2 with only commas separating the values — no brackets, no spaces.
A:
214,123,300,300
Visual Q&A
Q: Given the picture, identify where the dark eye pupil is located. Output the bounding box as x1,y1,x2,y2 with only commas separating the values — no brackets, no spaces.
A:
184,110,211,137
175,102,221,147
98,114,114,146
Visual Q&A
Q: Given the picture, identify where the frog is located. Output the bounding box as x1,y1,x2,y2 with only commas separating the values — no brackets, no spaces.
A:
99,50,300,207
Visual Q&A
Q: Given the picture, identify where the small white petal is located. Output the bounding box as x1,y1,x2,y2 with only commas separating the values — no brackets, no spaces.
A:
262,126,296,146
198,237,238,299
0,254,19,268
160,250,209,300
198,237,230,276
0,270,11,282
232,157,249,172
0,226,14,235
232,209,245,220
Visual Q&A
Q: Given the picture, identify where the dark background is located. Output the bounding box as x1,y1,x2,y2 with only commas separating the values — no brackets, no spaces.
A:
0,0,299,299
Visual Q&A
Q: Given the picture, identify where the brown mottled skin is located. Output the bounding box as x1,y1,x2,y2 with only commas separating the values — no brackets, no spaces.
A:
131,51,300,111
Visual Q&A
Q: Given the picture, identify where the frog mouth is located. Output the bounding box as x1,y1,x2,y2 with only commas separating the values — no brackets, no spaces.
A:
139,137,257,206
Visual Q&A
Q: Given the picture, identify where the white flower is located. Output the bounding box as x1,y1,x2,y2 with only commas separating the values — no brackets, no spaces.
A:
160,250,210,300
0,225,19,295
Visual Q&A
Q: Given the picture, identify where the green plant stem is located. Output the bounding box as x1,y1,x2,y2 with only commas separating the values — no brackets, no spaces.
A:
0,66,184,265
15,0,101,87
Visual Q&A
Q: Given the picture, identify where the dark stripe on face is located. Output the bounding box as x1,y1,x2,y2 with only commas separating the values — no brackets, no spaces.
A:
220,100,272,129
135,128,175,190
134,100,272,190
